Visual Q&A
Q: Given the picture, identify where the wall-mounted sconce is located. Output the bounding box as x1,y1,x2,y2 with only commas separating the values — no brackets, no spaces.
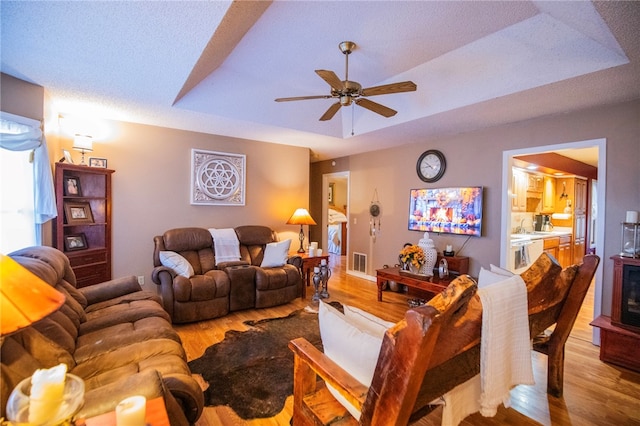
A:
73,134,93,165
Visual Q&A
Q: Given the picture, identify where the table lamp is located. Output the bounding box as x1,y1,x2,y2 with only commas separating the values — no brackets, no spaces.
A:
287,208,317,253
0,254,66,337
73,134,93,166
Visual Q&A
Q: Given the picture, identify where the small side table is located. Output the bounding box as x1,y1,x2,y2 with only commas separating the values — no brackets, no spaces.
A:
294,252,330,299
82,397,170,426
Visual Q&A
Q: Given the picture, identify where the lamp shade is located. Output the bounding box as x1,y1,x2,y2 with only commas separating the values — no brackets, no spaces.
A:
0,255,66,336
286,208,317,226
72,134,93,152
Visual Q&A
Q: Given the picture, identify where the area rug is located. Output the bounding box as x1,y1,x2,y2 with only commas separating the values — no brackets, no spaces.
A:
188,303,341,420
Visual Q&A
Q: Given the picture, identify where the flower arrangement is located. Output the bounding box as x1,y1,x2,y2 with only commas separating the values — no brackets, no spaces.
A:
399,245,425,269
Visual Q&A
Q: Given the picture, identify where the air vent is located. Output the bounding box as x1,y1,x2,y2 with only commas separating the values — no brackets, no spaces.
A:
352,252,367,274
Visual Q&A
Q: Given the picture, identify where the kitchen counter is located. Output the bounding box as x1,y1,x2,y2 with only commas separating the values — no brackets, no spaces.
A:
510,227,572,242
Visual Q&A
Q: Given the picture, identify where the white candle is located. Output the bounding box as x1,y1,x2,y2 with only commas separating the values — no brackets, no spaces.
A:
29,364,67,425
116,395,146,426
310,242,318,249
317,249,323,257
626,210,639,223
314,266,320,273
308,247,315,257
320,259,327,265
446,245,453,252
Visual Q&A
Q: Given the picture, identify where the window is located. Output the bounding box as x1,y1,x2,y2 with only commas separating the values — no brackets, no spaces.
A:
0,148,36,253
0,112,57,254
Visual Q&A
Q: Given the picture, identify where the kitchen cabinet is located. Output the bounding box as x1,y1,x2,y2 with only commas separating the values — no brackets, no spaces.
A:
574,177,588,215
558,235,573,268
574,213,587,264
511,169,528,212
555,176,588,264
543,236,560,261
542,176,556,213
53,163,114,287
527,174,543,193
573,177,588,263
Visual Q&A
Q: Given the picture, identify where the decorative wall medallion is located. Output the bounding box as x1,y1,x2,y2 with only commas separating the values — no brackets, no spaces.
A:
191,149,246,206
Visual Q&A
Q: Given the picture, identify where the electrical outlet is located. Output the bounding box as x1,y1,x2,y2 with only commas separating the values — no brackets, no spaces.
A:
137,275,144,285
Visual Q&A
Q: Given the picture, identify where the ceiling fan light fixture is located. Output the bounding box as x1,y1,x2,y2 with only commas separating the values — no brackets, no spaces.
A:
275,40,417,121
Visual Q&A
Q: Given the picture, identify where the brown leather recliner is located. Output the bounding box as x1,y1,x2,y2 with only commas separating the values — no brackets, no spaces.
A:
152,226,303,323
2,246,204,425
235,225,303,308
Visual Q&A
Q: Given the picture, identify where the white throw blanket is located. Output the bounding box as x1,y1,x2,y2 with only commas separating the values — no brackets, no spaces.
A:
208,228,241,264
442,274,534,425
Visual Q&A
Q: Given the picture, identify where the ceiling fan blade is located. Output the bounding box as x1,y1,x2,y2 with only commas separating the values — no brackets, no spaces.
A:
315,70,344,92
275,95,332,102
355,98,397,118
319,102,342,121
361,81,417,97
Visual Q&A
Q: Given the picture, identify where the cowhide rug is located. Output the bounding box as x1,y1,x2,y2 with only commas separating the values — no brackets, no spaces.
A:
188,303,341,420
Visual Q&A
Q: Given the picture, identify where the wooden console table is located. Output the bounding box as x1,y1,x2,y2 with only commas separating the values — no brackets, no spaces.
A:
376,267,451,302
295,253,330,299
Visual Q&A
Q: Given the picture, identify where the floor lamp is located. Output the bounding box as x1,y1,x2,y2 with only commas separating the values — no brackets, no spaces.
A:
287,208,317,253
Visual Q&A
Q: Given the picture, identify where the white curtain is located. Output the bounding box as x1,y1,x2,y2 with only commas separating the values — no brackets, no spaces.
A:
0,112,57,225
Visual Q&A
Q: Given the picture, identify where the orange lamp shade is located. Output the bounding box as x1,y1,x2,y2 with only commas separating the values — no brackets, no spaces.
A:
286,208,317,226
0,254,66,336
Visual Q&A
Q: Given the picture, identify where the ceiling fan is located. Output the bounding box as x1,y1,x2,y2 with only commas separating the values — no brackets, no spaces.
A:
275,41,417,121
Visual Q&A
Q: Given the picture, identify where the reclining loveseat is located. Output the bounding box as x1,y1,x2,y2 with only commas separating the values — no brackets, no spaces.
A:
151,226,303,323
1,246,204,425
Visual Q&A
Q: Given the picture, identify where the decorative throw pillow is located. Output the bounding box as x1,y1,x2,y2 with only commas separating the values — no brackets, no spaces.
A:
318,301,393,420
343,304,395,335
260,239,291,268
159,251,194,278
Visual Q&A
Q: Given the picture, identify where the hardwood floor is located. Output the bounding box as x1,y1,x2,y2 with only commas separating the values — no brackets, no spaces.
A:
174,254,640,425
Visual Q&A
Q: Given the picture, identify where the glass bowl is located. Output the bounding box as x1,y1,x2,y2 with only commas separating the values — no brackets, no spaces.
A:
6,373,85,426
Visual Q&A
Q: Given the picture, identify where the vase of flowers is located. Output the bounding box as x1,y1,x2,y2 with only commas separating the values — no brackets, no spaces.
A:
399,244,425,274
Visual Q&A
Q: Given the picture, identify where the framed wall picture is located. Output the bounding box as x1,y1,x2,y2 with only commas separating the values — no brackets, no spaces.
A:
89,157,107,168
63,176,82,196
328,183,335,205
64,233,88,251
190,148,246,206
64,201,94,225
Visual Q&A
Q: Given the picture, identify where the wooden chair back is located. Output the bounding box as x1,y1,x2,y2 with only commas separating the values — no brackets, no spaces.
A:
289,253,600,425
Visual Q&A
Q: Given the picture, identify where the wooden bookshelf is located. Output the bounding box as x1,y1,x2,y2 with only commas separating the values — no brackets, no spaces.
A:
53,163,114,287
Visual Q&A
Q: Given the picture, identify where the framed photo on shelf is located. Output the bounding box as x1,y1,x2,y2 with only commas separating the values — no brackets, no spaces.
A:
89,157,107,168
64,233,88,251
64,201,94,225
62,149,74,164
63,176,82,196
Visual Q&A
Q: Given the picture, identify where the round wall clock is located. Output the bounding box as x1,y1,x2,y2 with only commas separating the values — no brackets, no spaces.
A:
416,149,446,182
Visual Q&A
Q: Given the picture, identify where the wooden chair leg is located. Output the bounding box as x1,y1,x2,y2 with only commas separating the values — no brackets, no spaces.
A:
546,344,565,397
292,355,317,426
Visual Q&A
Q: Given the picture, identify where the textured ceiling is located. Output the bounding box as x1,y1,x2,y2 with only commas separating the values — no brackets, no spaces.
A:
1,1,639,161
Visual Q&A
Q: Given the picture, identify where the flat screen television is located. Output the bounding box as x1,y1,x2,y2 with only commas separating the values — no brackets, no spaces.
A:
408,186,484,237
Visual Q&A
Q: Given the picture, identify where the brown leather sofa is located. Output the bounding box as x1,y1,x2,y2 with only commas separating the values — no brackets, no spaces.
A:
152,226,303,323
1,246,204,425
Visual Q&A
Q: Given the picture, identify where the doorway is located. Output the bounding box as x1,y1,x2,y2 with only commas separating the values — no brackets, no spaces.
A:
322,172,350,265
500,138,606,344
